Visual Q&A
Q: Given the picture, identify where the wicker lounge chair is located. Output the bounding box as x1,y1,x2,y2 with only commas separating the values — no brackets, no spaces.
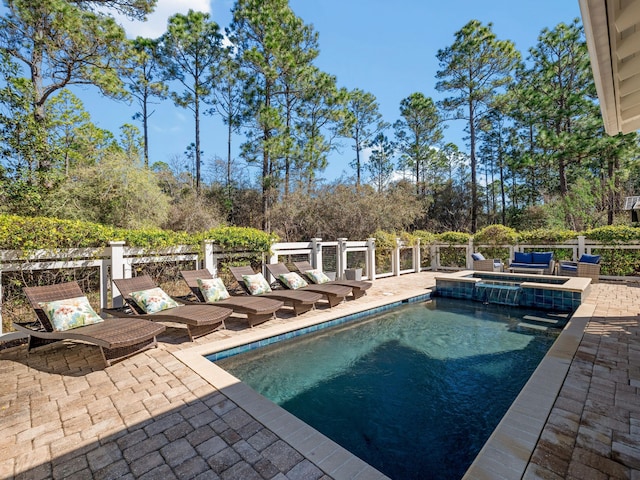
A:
293,261,371,299
104,275,232,341
14,281,165,367
228,265,321,316
179,269,284,327
265,263,352,308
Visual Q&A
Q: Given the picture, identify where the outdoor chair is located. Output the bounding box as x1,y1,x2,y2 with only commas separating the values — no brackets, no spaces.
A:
104,275,232,341
15,281,165,367
508,251,555,275
228,265,321,316
179,269,284,328
558,254,601,282
265,262,352,308
293,260,371,299
471,252,504,272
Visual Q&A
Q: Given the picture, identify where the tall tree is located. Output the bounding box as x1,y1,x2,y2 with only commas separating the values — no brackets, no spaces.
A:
340,88,387,188
125,36,167,167
294,70,346,191
159,10,222,193
209,52,245,210
436,20,520,232
230,0,316,231
393,92,443,196
0,0,143,175
366,133,395,193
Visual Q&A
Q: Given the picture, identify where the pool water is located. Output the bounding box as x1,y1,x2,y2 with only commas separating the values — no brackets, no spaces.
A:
215,297,562,480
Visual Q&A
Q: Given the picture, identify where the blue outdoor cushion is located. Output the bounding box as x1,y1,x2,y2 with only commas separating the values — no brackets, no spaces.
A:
579,254,600,264
560,263,578,271
472,252,485,261
532,252,553,265
510,262,548,269
513,252,532,264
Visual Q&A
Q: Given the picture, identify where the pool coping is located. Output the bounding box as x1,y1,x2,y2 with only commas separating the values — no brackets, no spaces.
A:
174,289,592,480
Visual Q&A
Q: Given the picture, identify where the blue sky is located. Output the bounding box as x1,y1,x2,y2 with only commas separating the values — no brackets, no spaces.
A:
75,0,583,184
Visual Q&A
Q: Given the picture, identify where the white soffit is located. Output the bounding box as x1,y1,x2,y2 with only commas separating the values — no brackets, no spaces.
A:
580,0,640,135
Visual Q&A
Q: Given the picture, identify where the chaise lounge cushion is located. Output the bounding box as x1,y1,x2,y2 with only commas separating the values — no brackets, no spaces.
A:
40,296,104,331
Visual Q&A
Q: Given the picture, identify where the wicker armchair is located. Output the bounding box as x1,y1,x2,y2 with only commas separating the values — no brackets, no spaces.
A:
558,254,601,282
471,252,504,272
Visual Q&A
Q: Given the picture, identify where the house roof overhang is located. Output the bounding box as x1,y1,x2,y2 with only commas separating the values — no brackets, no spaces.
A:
580,0,640,135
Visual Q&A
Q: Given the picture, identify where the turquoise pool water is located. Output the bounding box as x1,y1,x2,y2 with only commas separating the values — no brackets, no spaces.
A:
215,297,562,479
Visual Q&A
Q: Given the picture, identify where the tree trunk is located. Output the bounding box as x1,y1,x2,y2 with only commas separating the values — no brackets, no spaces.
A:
195,91,201,194
143,96,149,167
469,99,477,233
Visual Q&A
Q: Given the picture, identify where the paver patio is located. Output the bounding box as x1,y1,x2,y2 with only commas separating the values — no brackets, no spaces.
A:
0,273,638,479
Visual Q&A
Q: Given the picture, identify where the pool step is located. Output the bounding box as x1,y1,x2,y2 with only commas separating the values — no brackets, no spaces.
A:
518,312,570,331
517,322,549,331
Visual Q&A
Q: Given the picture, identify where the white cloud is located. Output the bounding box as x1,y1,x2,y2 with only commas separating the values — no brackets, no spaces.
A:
114,0,212,39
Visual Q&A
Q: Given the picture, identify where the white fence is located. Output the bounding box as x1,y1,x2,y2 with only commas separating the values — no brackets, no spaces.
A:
1,235,639,340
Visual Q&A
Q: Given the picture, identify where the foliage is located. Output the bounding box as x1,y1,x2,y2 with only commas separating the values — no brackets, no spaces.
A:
0,214,273,254
436,231,471,244
473,225,517,245
195,226,275,253
51,150,171,229
517,228,577,244
413,230,436,245
584,225,640,243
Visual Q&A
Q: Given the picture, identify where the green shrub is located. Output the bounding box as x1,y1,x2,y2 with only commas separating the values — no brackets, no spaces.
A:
584,225,640,243
517,228,577,244
473,225,517,245
436,231,471,244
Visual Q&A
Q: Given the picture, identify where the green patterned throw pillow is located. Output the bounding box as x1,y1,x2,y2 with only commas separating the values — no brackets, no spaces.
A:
279,272,309,290
242,273,272,295
40,296,104,332
304,269,331,284
197,277,230,302
130,287,180,314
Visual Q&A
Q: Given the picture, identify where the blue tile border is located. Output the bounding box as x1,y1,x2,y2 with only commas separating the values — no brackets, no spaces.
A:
206,293,432,362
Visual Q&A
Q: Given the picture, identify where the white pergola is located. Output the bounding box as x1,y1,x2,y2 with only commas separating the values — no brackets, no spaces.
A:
580,0,640,135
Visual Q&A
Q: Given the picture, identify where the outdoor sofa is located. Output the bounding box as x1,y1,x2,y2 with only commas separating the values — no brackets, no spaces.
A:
508,251,555,275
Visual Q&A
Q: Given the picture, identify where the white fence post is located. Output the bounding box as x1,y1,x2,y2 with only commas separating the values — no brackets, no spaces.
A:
337,238,347,279
203,240,217,276
577,235,586,259
366,238,376,281
393,238,401,277
109,241,126,308
430,245,438,271
311,238,323,269
413,239,421,273
467,238,474,269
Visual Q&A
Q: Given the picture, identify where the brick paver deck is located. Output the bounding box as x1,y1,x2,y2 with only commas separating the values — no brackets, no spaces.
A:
0,273,638,479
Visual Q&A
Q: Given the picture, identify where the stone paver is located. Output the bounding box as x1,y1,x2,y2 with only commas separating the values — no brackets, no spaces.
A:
0,274,639,479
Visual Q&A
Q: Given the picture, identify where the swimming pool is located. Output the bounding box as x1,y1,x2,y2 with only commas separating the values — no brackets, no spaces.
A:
214,297,564,479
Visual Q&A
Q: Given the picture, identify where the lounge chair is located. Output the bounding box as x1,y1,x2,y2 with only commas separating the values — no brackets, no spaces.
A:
265,263,352,308
558,254,601,282
104,275,232,341
14,281,165,367
179,269,284,327
471,252,504,272
293,261,371,299
228,265,321,316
